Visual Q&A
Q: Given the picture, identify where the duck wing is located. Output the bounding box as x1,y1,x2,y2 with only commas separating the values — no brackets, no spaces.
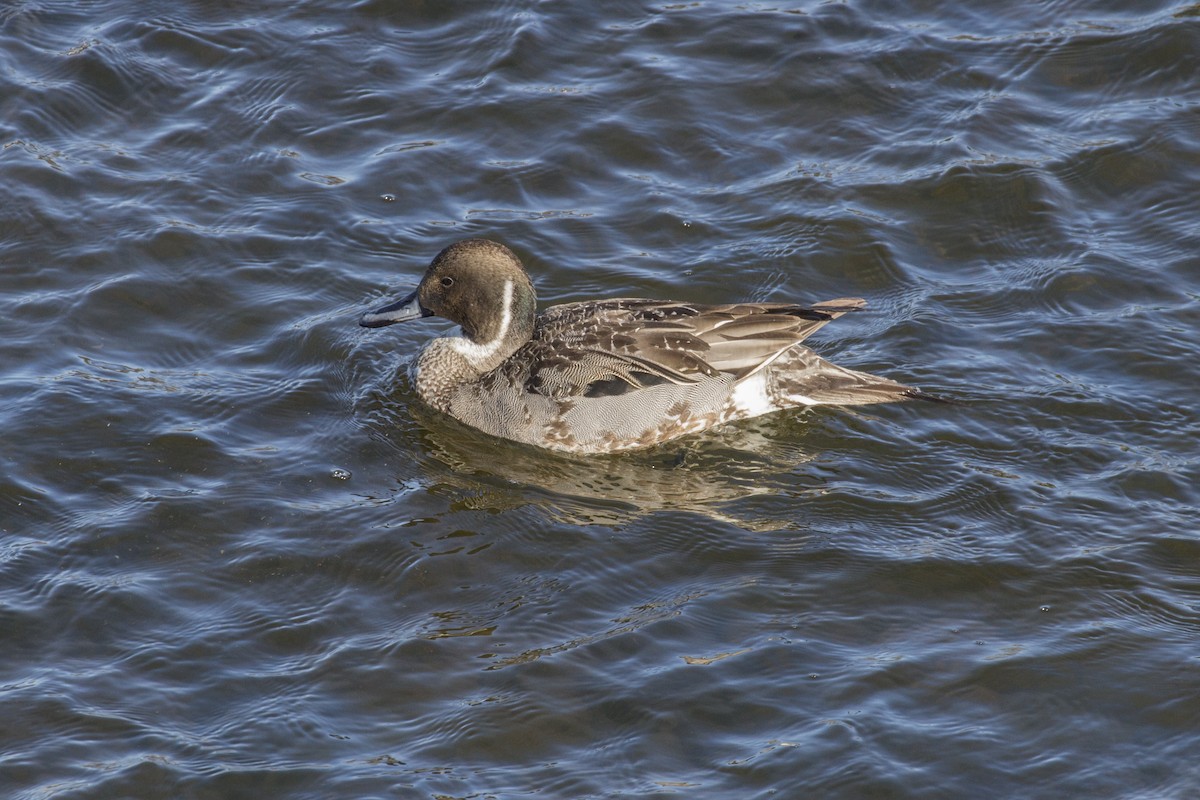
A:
514,297,866,400
691,298,865,377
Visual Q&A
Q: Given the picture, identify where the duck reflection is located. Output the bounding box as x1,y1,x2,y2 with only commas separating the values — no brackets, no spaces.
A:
366,387,824,530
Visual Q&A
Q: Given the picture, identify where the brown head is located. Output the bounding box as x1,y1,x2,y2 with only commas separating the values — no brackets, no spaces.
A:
360,239,539,363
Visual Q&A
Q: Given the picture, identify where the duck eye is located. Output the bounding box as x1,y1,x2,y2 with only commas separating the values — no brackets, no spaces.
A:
440,276,454,287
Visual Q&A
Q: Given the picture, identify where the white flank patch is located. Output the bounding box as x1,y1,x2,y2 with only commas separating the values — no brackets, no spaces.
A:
728,371,779,418
730,371,822,416
450,279,513,368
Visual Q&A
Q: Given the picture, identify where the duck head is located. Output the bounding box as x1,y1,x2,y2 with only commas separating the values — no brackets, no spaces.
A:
360,239,538,368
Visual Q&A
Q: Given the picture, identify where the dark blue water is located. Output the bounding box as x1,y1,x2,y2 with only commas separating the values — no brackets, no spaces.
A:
2,1,1198,797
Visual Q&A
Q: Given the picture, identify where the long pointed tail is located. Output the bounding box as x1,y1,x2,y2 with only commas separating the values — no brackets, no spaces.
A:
775,349,952,406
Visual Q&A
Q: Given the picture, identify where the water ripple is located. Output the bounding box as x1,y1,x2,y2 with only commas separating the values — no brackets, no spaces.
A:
3,1,1199,798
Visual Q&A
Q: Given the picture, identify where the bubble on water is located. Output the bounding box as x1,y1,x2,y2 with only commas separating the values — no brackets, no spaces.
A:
331,468,351,480
381,194,396,202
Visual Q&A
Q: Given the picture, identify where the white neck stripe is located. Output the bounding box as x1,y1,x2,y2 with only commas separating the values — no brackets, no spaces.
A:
450,279,514,367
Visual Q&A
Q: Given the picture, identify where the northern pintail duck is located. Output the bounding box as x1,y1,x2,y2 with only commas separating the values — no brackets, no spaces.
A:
360,239,941,454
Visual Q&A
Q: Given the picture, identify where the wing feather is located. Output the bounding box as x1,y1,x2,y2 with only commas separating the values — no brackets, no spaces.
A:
513,296,866,398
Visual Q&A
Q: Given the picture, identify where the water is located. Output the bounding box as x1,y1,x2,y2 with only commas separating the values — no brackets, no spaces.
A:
2,1,1198,797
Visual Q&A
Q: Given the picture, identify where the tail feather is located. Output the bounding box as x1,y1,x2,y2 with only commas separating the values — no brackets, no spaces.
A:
775,349,952,407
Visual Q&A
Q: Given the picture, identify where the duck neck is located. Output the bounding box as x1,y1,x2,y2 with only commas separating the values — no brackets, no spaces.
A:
447,278,535,374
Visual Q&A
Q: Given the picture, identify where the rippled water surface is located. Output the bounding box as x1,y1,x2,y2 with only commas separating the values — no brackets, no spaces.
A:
3,1,1199,797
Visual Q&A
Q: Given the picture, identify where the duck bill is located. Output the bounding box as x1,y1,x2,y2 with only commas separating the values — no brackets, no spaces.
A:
359,288,430,328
